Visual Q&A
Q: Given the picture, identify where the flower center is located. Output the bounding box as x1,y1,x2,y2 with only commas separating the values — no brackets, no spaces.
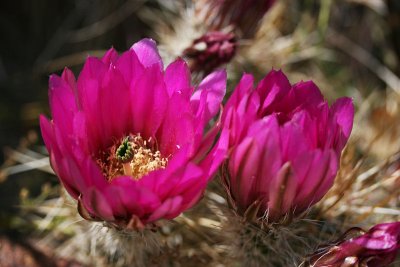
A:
96,134,168,181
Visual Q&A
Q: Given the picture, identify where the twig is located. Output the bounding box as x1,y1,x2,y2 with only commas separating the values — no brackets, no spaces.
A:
68,0,145,43
40,50,106,73
327,28,400,95
1,149,53,177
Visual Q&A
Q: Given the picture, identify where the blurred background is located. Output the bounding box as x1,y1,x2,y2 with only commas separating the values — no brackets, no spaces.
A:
0,0,399,266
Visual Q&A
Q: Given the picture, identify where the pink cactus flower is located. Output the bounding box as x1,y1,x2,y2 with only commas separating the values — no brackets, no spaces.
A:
308,222,400,267
220,70,354,224
40,39,227,230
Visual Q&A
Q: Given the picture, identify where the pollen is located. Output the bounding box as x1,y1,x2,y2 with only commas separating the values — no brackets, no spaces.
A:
96,134,168,181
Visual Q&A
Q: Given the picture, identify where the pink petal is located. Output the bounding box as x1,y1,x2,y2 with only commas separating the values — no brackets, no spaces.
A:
76,157,108,192
310,150,338,204
40,116,81,199
49,74,78,136
77,56,107,84
315,102,330,148
228,137,255,210
179,186,204,212
56,169,80,199
193,117,221,161
330,97,354,145
238,139,263,208
294,149,337,211
136,145,191,198
280,120,308,161
267,162,297,220
46,151,79,200
131,38,163,70
111,177,161,217
61,155,86,193
290,151,314,191
190,90,213,154
131,64,168,138
197,118,230,182
61,68,78,104
290,110,319,149
152,166,186,201
78,79,103,148
39,115,55,155
227,92,260,144
223,73,254,115
171,166,207,212
156,92,195,156
98,66,131,143
146,196,183,222
254,117,282,199
53,118,74,159
191,69,227,120
115,48,144,87
148,162,205,214
84,187,115,221
54,156,103,208
237,117,281,208
72,112,92,154
292,80,325,109
257,69,291,114
169,163,204,196
101,47,119,65
164,58,192,98
76,57,107,148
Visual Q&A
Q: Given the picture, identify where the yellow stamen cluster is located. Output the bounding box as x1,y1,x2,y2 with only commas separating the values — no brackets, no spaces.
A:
122,135,168,180
96,134,168,181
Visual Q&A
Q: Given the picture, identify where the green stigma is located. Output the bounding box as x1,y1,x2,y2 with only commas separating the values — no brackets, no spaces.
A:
116,137,133,163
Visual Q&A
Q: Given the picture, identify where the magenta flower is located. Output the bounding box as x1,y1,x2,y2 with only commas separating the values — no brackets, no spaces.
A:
308,222,400,267
40,39,227,230
220,70,354,223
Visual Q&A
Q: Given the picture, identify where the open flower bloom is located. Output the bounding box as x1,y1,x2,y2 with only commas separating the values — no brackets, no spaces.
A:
220,70,354,223
308,222,400,267
40,39,227,230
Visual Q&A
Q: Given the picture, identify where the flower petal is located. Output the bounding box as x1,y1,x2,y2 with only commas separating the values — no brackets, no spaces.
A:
164,58,192,98
146,196,183,222
49,74,78,137
98,66,131,143
157,92,195,156
293,149,337,211
223,73,254,115
191,69,227,120
330,97,354,149
85,188,115,221
131,64,168,138
257,69,291,114
101,47,119,65
267,162,297,220
131,38,162,69
115,48,144,87
110,177,161,218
